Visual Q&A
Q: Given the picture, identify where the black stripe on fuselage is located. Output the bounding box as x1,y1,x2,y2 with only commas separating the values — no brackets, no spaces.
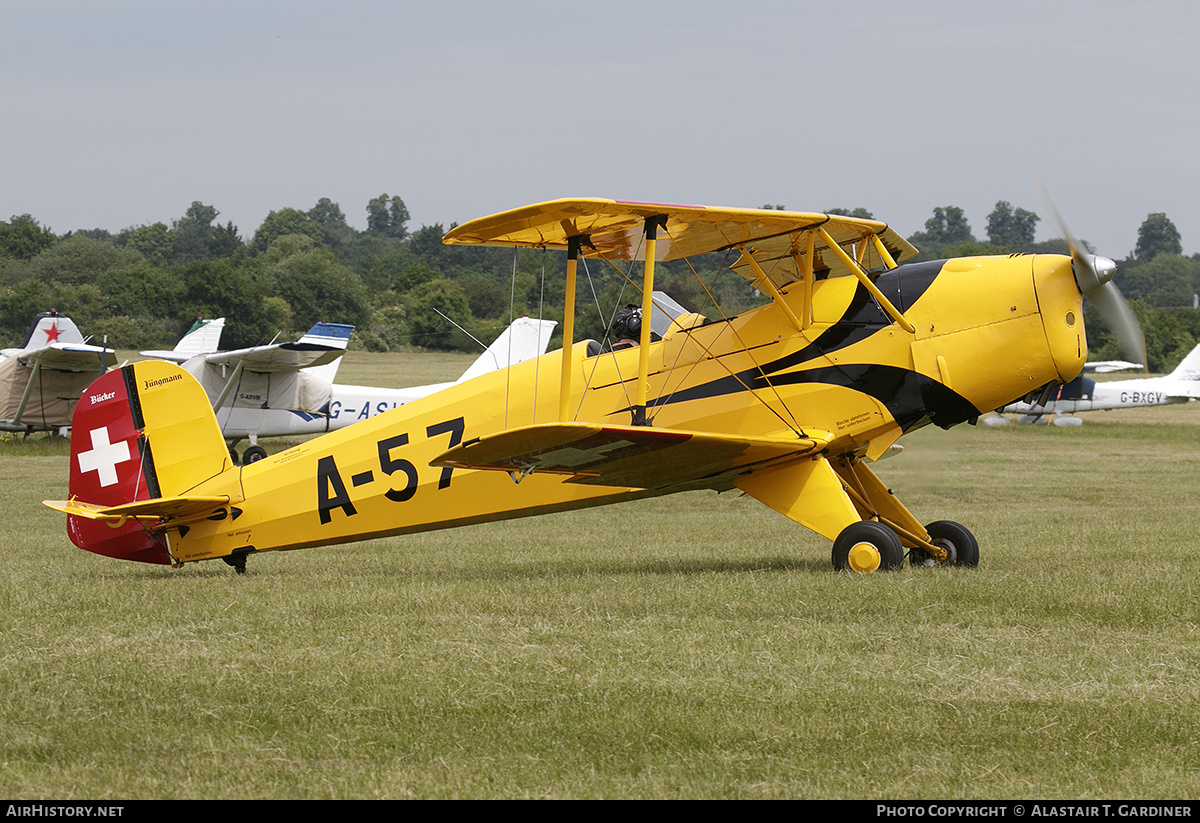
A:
641,260,978,431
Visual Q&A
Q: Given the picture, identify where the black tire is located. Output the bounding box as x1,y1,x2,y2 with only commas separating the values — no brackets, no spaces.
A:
242,445,268,464
913,520,979,567
831,521,905,573
228,446,240,465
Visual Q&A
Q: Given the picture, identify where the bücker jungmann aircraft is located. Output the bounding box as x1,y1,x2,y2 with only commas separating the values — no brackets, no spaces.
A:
45,198,1140,574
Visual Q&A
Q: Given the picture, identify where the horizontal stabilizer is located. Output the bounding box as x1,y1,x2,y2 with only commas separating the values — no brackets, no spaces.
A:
44,494,232,526
432,422,833,490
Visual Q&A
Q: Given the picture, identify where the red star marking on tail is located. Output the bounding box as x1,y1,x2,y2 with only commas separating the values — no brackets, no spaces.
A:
44,323,61,343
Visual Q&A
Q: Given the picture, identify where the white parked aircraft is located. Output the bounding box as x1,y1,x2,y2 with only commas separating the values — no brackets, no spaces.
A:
994,343,1200,425
0,311,115,433
179,316,557,463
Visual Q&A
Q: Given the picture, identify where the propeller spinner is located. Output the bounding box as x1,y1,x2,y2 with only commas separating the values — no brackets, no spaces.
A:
1037,180,1145,367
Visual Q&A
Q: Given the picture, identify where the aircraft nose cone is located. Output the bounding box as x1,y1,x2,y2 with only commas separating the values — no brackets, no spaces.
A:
1092,255,1116,286
1072,253,1117,293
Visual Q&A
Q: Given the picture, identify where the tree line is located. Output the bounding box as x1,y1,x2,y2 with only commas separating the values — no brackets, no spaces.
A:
1,196,1196,372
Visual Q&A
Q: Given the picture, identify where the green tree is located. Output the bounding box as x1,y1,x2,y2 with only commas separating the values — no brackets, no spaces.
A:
1134,213,1182,261
118,222,174,263
459,273,511,319
177,258,270,347
985,201,1040,249
366,194,410,239
393,262,441,294
96,260,183,321
407,223,445,258
906,206,977,260
308,198,354,249
1116,255,1197,308
263,239,369,331
26,234,130,286
251,208,323,253
0,279,55,344
405,278,474,350
826,207,874,219
172,201,240,262
0,215,57,260
919,206,975,245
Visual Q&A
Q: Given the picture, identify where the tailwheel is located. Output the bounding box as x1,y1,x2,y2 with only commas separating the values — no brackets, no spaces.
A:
222,548,253,575
831,521,904,573
909,520,979,568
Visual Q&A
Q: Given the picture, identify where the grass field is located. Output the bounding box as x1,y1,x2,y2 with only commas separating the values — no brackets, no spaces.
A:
2,354,1199,799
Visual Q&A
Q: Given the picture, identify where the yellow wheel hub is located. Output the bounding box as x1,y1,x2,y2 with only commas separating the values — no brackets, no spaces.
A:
847,542,881,573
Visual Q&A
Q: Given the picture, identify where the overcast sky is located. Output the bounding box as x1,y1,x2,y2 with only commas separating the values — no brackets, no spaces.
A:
2,0,1197,257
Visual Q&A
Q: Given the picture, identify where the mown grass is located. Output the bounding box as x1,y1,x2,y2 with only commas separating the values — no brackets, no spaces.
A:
2,357,1199,799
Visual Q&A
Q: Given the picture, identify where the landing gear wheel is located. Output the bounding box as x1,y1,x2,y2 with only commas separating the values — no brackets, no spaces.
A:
242,445,268,464
832,521,904,573
910,520,979,567
228,446,240,465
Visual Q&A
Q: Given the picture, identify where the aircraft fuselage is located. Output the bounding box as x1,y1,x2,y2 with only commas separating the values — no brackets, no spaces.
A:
164,253,1086,565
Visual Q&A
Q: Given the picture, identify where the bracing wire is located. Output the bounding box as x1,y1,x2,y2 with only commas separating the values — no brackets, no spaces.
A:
643,225,805,435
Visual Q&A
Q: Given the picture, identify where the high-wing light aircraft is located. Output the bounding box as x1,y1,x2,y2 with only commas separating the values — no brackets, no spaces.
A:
165,320,354,464
1,311,115,434
175,317,555,463
46,198,1141,574
995,342,1200,424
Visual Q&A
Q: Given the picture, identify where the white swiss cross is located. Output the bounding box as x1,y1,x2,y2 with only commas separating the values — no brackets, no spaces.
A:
78,426,133,487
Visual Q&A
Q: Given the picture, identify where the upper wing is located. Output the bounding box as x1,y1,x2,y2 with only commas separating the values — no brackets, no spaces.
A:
432,422,834,490
19,343,115,372
1,345,112,430
200,341,344,373
442,199,917,291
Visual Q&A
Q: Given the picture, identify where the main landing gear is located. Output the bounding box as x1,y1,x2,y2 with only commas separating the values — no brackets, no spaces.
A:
831,519,979,573
911,520,980,568
227,443,269,465
831,522,904,572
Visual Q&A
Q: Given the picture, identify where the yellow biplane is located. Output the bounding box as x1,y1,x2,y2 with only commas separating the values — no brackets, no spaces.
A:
45,198,1139,573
